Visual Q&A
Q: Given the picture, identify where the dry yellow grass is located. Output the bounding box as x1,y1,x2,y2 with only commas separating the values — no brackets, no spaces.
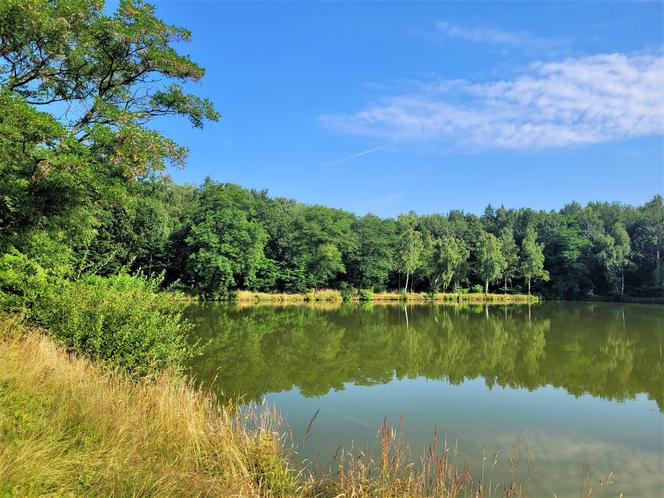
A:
0,316,298,497
235,290,537,305
235,290,343,303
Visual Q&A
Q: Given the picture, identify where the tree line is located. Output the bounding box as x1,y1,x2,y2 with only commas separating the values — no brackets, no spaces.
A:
78,177,663,300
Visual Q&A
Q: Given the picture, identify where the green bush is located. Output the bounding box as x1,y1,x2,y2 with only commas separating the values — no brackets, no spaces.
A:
34,274,196,375
359,289,374,301
0,248,50,311
471,284,484,293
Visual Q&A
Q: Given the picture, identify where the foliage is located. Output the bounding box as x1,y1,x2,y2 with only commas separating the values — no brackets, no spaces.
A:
520,226,549,294
33,274,195,375
347,214,395,291
499,227,519,291
477,232,507,294
395,213,424,293
0,248,49,310
425,235,469,293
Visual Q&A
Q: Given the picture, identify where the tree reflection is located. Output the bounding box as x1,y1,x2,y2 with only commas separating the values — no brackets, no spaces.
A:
186,302,663,411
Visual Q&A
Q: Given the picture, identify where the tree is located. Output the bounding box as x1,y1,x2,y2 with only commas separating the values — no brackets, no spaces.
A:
631,195,664,294
477,232,507,294
185,183,268,299
499,227,519,292
0,0,218,162
520,226,549,295
423,236,468,294
396,214,423,293
597,223,631,296
347,214,395,291
309,243,344,290
0,0,218,272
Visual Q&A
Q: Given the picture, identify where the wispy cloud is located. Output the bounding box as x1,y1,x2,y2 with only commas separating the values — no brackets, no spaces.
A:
320,52,664,150
436,21,529,46
321,142,396,167
434,21,568,53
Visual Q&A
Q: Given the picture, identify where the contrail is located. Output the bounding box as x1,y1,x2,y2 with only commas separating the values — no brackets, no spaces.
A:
321,142,396,167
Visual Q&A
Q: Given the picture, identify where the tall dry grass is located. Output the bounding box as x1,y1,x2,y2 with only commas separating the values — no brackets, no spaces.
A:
235,290,537,305
0,317,299,497
310,417,537,498
235,290,344,303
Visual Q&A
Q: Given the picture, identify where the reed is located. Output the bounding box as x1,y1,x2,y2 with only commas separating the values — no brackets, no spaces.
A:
235,289,537,304
235,289,344,303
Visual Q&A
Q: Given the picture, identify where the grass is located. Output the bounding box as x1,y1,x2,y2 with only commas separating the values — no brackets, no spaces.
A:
235,289,344,303
236,289,538,304
0,316,299,497
0,316,613,498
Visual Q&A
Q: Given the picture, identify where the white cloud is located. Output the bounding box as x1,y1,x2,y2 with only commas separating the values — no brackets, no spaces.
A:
436,21,530,46
320,53,664,150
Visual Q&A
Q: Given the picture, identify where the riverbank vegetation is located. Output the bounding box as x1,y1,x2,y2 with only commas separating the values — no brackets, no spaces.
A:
0,317,297,497
235,289,537,303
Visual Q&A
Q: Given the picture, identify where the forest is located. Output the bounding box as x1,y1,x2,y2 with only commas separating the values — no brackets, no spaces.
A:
53,175,664,300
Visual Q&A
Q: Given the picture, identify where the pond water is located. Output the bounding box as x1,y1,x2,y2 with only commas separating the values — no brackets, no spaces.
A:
185,302,663,497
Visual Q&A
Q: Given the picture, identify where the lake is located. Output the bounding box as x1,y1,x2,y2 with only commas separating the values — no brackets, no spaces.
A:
185,301,663,497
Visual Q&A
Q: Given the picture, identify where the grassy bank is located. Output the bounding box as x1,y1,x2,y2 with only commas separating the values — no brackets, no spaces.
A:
235,289,538,304
0,316,598,498
0,317,298,497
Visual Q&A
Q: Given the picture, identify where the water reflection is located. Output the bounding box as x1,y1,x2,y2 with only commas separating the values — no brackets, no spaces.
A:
186,302,663,411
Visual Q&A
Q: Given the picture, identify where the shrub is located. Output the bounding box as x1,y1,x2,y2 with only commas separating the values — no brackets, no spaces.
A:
34,274,196,375
359,289,375,302
471,284,484,293
0,248,50,311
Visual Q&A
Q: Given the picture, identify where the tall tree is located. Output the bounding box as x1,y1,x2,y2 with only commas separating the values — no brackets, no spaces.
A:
347,214,395,291
309,243,344,290
0,0,218,270
396,214,423,293
520,226,549,294
631,195,664,294
499,227,519,292
423,236,469,294
597,223,631,296
477,232,507,294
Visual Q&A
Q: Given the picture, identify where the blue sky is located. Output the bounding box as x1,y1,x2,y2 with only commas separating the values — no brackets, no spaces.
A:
147,1,662,217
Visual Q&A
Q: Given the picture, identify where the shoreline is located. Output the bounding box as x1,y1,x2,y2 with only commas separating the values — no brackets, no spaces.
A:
233,289,539,304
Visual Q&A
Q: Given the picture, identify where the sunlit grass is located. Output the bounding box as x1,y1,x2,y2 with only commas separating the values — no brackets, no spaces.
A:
0,316,297,497
235,289,537,304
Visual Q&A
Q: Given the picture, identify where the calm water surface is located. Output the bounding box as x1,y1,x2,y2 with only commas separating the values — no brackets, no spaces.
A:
186,302,663,497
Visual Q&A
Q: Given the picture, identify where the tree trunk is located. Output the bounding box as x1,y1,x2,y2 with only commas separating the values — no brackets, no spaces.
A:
527,278,531,295
657,244,662,293
621,268,625,297
504,275,508,293
484,279,488,295
404,272,409,295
